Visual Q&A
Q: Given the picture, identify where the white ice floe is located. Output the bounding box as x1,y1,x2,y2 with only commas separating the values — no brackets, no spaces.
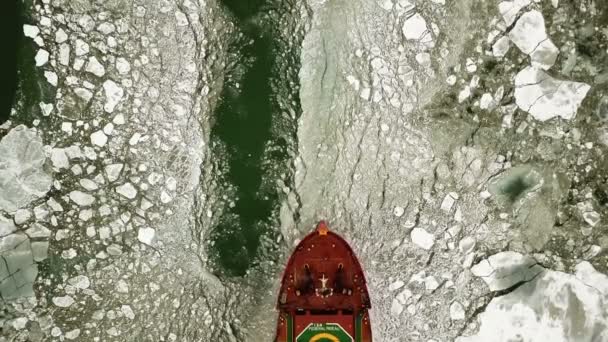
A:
492,36,510,58
458,266,608,342
450,301,466,320
103,80,124,113
479,93,495,110
90,130,108,147
129,132,142,145
105,164,123,182
515,66,591,121
52,296,75,308
498,0,532,26
116,183,138,199
59,43,71,66
116,57,131,74
35,49,50,66
121,305,136,320
75,39,89,56
55,28,68,44
44,71,58,87
97,22,116,35
389,280,405,291
79,179,99,191
402,13,434,49
411,227,435,250
175,11,189,26
440,192,458,212
574,261,608,297
0,215,17,236
390,298,404,316
69,191,95,207
23,25,40,38
39,102,54,116
509,10,558,70
75,88,93,102
65,329,81,340
50,148,69,169
0,126,52,213
86,56,106,77
138,227,156,244
471,251,544,292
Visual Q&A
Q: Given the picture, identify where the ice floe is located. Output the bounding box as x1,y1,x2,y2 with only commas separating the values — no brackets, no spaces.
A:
509,10,558,70
459,262,608,342
498,0,532,26
402,13,434,49
471,251,544,292
515,66,591,121
103,80,124,113
411,227,435,250
0,126,53,213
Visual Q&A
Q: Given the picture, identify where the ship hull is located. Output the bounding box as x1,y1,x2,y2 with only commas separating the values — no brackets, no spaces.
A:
275,221,372,342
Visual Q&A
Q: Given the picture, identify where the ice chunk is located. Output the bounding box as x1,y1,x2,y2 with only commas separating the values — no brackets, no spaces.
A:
103,80,124,113
389,280,405,291
52,296,75,307
59,43,71,66
121,305,135,320
116,183,137,199
105,164,123,182
69,191,95,206
68,275,91,289
509,11,558,70
515,66,590,121
390,298,404,316
0,125,52,213
471,251,544,292
574,261,608,297
138,227,155,244
440,192,458,212
90,130,108,147
25,223,51,238
450,301,465,320
55,28,68,43
175,11,189,26
35,49,49,66
492,36,510,58
458,269,608,342
75,39,89,56
85,56,106,77
498,0,532,26
0,215,17,236
23,25,40,38
402,13,434,49
97,22,116,35
44,71,58,87
65,329,81,340
411,228,434,250
51,148,69,169
116,57,131,74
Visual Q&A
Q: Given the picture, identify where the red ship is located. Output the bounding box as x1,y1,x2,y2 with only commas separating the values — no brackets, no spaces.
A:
274,221,372,342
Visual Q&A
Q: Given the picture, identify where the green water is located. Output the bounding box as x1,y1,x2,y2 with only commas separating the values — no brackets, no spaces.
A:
0,0,22,124
208,0,297,276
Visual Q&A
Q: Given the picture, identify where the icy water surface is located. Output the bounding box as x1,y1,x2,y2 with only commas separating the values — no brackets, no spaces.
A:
2,0,608,341
0,0,22,124
208,0,290,276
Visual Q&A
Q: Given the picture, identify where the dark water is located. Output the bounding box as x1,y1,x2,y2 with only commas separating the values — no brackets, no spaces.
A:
0,0,22,124
208,0,300,276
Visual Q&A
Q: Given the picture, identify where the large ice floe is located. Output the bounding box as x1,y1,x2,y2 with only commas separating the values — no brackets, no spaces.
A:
0,125,52,213
461,256,608,342
515,66,591,121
